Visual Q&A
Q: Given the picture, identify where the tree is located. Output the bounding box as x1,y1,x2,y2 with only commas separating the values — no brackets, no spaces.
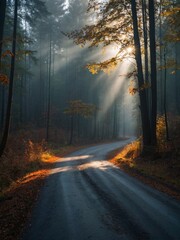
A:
148,0,157,145
162,0,180,115
64,100,96,144
0,0,11,131
0,0,18,157
0,0,6,67
0,0,7,87
46,33,52,142
157,0,180,140
68,0,158,151
130,0,152,148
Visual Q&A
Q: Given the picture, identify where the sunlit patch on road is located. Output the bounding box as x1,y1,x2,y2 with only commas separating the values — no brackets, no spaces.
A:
48,152,114,174
78,160,111,171
59,155,93,162
50,165,74,174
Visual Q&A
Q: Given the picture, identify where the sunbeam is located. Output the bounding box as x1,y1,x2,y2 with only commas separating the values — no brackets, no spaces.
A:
98,60,132,116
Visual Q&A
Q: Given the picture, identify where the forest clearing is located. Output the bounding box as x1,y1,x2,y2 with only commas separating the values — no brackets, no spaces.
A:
0,0,180,239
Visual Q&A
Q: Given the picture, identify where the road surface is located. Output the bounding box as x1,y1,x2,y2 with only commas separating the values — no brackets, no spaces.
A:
22,139,180,240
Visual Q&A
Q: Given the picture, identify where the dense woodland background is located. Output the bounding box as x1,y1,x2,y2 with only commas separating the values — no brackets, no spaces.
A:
0,2,180,239
0,0,180,186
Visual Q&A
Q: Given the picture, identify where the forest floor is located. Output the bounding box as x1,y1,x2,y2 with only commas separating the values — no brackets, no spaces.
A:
0,140,180,240
0,144,86,240
108,142,180,201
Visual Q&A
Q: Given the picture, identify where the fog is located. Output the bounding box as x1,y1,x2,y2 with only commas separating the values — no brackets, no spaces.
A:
32,0,139,142
3,0,179,145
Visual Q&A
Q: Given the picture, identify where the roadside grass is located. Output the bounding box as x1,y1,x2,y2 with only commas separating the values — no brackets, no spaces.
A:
0,119,179,239
0,144,82,197
0,139,47,196
0,132,86,240
109,138,180,199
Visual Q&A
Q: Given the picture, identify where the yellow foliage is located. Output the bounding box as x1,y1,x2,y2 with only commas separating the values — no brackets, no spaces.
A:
115,138,142,162
64,99,97,118
103,60,117,74
86,57,118,75
161,7,180,17
128,79,150,95
26,140,46,162
41,152,52,162
162,3,180,43
156,115,168,152
129,87,138,95
86,64,99,74
41,151,59,163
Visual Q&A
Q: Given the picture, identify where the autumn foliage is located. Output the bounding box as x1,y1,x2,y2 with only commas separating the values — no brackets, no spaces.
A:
156,114,180,154
0,127,88,240
110,114,180,197
0,132,47,193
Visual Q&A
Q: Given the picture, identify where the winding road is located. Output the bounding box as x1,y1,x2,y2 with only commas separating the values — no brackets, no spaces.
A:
22,139,180,240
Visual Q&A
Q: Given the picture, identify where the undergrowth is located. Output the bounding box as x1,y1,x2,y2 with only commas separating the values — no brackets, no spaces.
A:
0,132,51,194
111,114,180,189
0,128,86,195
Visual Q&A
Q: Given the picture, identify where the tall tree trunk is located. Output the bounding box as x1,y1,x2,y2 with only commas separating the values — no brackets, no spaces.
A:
0,0,7,131
69,115,74,145
24,49,27,124
149,0,157,145
38,33,45,126
0,86,5,131
122,104,125,138
142,0,150,119
0,0,18,157
130,0,152,149
23,13,27,125
0,0,6,65
46,35,52,142
163,47,169,140
142,0,149,84
113,100,117,138
159,0,164,114
175,43,180,114
93,111,97,140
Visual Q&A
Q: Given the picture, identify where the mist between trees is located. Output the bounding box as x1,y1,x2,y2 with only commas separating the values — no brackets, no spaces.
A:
0,0,179,155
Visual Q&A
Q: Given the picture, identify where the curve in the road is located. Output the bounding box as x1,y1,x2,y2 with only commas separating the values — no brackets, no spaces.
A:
22,139,180,240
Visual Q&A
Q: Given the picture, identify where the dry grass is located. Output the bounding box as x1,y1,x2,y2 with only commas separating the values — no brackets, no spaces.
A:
0,127,72,194
0,130,87,240
0,121,179,239
0,134,54,240
109,136,180,200
0,138,47,194
110,115,180,189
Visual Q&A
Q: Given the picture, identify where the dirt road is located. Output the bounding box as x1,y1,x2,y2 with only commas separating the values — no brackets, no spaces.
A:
22,140,180,240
